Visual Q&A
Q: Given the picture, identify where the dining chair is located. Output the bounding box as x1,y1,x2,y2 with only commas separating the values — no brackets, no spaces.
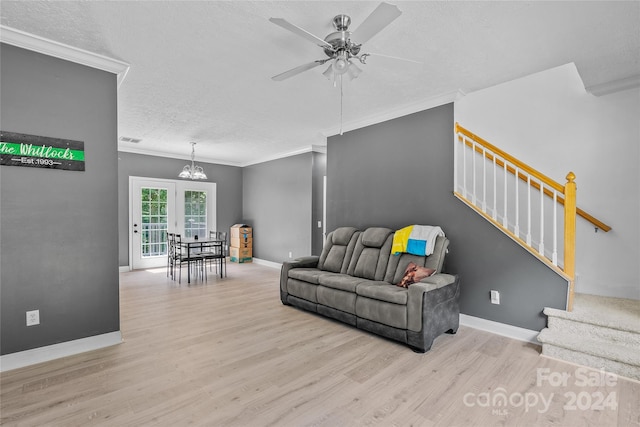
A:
166,232,176,279
217,231,228,278
174,234,204,283
199,230,226,278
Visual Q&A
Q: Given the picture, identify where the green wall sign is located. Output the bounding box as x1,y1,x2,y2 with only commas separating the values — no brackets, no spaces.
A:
0,131,85,171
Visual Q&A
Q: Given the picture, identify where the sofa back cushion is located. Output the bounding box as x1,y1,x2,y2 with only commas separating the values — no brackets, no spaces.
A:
384,235,450,284
347,227,394,281
317,227,360,273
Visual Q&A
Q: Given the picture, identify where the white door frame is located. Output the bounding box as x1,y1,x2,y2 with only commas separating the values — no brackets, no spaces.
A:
128,176,216,271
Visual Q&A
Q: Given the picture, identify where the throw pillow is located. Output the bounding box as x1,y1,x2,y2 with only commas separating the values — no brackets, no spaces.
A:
398,262,435,288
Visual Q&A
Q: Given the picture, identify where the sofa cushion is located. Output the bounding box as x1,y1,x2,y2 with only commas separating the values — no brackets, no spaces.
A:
318,274,364,292
288,268,331,284
332,227,359,245
424,235,449,273
361,227,392,247
318,286,356,314
347,227,394,281
356,281,408,305
356,297,407,329
287,278,318,303
398,262,435,288
384,235,449,284
317,227,360,273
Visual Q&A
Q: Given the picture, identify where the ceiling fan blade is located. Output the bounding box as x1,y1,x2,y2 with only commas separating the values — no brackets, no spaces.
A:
272,60,328,81
269,17,334,50
364,52,422,64
351,2,402,44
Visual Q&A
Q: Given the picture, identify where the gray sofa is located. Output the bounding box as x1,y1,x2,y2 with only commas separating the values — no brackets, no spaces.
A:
280,226,460,352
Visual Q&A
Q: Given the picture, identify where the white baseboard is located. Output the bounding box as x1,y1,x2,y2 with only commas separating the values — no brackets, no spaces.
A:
0,331,122,372
251,258,282,269
459,314,540,345
119,266,130,273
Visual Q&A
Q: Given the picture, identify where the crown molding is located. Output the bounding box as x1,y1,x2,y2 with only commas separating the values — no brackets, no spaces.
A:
119,143,328,168
118,146,243,167
311,144,327,154
241,144,326,167
585,74,640,96
321,89,464,137
0,25,130,87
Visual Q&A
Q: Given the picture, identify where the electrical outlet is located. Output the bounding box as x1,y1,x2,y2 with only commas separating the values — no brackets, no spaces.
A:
490,290,500,305
317,221,322,228
26,310,40,326
288,251,292,259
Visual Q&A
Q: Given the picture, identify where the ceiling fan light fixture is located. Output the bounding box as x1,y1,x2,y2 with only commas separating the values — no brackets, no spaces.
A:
323,64,340,87
332,51,350,74
322,64,334,79
346,61,362,80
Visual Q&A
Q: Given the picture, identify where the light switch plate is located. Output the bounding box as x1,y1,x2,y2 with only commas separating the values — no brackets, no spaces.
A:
490,290,500,305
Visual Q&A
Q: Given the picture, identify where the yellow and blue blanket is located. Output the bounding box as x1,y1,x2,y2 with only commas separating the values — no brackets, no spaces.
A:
392,225,444,257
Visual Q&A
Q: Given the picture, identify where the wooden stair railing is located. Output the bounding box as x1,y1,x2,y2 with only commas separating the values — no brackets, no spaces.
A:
454,123,611,311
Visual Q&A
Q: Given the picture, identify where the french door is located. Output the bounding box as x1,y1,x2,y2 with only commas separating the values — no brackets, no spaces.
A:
130,177,216,270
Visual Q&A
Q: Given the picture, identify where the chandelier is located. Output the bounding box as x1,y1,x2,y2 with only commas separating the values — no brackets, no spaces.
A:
178,142,207,180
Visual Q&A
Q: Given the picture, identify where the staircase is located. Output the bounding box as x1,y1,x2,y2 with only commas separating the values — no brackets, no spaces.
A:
453,124,640,380
537,293,640,381
454,123,613,310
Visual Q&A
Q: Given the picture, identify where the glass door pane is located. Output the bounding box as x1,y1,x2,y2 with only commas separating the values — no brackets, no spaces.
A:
141,187,169,257
184,190,207,238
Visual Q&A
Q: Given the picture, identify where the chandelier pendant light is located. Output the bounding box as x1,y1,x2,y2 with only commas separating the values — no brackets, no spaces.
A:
178,142,207,180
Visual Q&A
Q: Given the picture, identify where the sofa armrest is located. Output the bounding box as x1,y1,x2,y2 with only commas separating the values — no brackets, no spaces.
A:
280,256,320,293
407,273,459,332
291,256,320,266
416,273,457,291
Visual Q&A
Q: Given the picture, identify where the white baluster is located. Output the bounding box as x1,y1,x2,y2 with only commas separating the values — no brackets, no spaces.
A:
526,175,532,245
462,137,467,199
472,139,477,205
492,156,497,220
552,191,558,265
503,160,508,227
514,167,520,237
482,147,487,212
539,182,545,255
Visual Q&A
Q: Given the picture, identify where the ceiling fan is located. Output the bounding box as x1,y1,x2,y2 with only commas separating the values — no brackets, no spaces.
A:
270,2,416,84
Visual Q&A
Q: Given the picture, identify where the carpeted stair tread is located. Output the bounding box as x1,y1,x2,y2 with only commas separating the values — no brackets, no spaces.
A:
547,316,640,346
543,293,640,333
541,344,640,381
537,328,640,367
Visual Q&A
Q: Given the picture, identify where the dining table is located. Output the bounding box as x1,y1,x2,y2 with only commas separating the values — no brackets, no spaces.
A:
179,236,225,283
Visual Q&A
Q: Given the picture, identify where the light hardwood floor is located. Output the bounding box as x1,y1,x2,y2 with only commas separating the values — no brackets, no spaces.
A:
1,263,639,426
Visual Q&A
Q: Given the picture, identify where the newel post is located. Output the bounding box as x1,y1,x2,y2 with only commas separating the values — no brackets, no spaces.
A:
564,172,577,311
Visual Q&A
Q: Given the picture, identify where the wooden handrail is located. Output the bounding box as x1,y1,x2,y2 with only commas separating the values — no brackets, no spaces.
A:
455,123,611,232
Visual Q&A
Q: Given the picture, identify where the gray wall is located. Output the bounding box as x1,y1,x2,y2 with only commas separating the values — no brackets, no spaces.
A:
327,103,567,331
117,152,243,266
242,153,314,263
1,45,120,354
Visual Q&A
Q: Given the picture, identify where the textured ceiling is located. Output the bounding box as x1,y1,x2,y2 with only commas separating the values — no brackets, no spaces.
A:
1,1,639,166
